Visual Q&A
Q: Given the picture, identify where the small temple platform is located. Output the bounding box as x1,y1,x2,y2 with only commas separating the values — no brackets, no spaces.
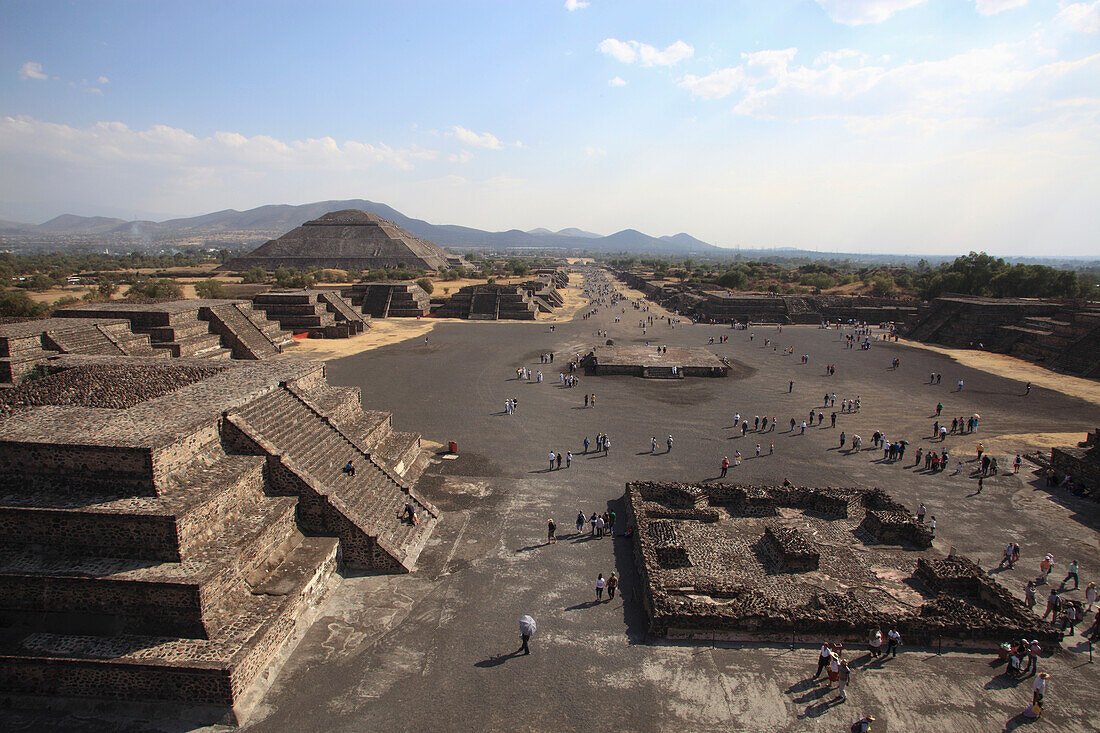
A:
587,345,728,378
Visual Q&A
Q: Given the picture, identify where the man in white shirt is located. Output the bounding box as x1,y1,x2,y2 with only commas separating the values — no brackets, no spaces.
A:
814,643,832,678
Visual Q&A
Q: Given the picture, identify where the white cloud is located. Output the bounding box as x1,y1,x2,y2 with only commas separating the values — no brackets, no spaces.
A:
1056,1,1100,32
448,150,474,163
19,62,48,81
584,146,607,157
815,0,926,25
813,49,868,66
608,76,628,87
97,76,109,84
973,0,1029,13
597,38,694,67
450,125,504,150
0,116,436,171
564,0,589,10
680,42,1100,130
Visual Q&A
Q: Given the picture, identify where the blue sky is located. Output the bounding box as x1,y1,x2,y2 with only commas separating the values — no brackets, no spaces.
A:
1,0,1098,255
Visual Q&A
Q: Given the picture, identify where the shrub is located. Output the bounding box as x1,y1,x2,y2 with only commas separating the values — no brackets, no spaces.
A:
126,279,183,300
0,288,49,317
194,279,229,299
416,277,434,294
241,266,268,284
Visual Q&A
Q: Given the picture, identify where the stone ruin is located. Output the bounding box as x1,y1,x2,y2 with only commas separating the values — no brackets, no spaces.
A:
343,280,432,318
586,345,731,378
626,482,1058,647
434,283,544,320
0,355,438,721
0,317,163,385
251,289,369,338
224,209,451,273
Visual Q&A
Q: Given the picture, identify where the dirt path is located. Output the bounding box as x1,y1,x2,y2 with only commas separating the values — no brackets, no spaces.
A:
898,338,1100,406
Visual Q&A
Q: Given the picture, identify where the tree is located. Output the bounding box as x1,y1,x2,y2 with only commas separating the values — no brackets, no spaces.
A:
194,279,229,299
416,277,434,294
126,279,183,300
241,266,268,284
716,269,749,289
0,288,49,317
870,274,896,296
97,280,119,299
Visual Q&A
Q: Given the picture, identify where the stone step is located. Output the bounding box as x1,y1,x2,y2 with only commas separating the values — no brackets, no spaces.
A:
373,430,422,477
0,495,298,639
205,304,278,360
0,536,338,712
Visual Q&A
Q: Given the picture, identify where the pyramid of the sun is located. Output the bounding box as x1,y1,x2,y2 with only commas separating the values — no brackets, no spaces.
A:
226,210,451,272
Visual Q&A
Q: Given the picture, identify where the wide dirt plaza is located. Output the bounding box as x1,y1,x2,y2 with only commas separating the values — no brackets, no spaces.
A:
19,271,1100,732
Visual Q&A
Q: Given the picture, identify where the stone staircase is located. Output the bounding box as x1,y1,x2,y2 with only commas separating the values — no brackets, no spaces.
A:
0,447,339,717
251,290,366,338
226,385,437,572
0,318,163,385
343,281,430,318
316,291,370,333
206,303,284,359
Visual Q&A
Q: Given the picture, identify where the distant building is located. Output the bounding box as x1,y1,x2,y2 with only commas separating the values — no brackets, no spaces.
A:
224,209,451,273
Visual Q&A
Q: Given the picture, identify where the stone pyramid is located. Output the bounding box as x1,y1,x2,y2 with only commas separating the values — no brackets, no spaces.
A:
227,209,451,272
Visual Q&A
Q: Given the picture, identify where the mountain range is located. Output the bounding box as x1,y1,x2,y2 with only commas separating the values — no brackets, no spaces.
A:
0,199,722,255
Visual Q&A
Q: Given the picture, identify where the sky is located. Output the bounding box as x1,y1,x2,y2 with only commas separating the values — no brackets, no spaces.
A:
1,0,1098,256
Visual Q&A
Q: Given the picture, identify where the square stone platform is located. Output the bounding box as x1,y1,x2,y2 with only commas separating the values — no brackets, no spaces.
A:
588,345,728,378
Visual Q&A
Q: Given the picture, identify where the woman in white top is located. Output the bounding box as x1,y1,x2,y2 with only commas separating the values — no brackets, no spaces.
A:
595,573,607,602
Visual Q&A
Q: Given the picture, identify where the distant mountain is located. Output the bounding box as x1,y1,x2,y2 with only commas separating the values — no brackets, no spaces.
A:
557,227,602,238
0,218,31,232
37,214,128,234
8,198,722,256
661,233,712,249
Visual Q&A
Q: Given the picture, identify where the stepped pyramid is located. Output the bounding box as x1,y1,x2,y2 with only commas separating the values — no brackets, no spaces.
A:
226,210,451,272
0,355,437,721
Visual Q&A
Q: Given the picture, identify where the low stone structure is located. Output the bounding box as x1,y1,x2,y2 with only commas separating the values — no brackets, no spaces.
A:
251,289,369,338
627,481,1056,646
903,295,1100,377
586,345,730,378
0,317,162,385
434,283,542,320
54,299,294,361
225,209,451,272
1050,428,1100,490
343,281,431,318
0,355,438,721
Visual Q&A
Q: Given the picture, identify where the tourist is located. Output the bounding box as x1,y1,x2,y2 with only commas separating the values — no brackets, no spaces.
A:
596,514,605,537
852,716,875,732
548,450,556,471
607,572,618,600
566,451,572,468
831,412,837,428
957,379,964,391
930,516,936,537
556,452,562,470
343,460,355,477
868,628,883,658
769,442,774,455
583,436,590,454
590,513,598,536
1024,639,1041,676
519,614,535,655
667,434,674,452
735,451,742,466
1041,589,1061,620
828,651,841,687
1033,672,1048,706
814,642,833,678
886,628,901,657
999,543,1015,570
840,432,846,449
837,659,851,700
1061,560,1080,591
789,380,794,393
1040,554,1054,583
576,510,585,533
651,436,658,453
720,456,729,478
1085,582,1097,614
1024,580,1037,610
547,518,556,544
755,443,761,458
917,503,926,523
596,573,606,601
1062,601,1079,633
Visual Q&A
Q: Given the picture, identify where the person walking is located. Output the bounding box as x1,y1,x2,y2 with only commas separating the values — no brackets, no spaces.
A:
566,451,572,468
595,573,606,602
607,572,618,600
814,643,833,678
1085,582,1098,614
548,450,556,471
1032,672,1048,706
519,615,536,655
868,628,883,658
720,456,729,478
1041,589,1061,620
651,436,658,453
1061,560,1080,591
583,436,590,454
667,434,674,453
1025,580,1037,610
576,510,585,533
556,452,562,470
789,380,794,393
1014,454,1023,473
837,659,851,701
886,628,901,657
595,514,605,537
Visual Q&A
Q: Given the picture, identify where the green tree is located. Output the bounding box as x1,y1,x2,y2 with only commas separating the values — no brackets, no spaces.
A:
416,277,434,294
870,274,896,296
194,279,229,299
0,288,50,317
241,266,268,284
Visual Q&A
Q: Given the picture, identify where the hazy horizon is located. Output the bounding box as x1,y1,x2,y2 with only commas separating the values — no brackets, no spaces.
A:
2,1,1098,256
